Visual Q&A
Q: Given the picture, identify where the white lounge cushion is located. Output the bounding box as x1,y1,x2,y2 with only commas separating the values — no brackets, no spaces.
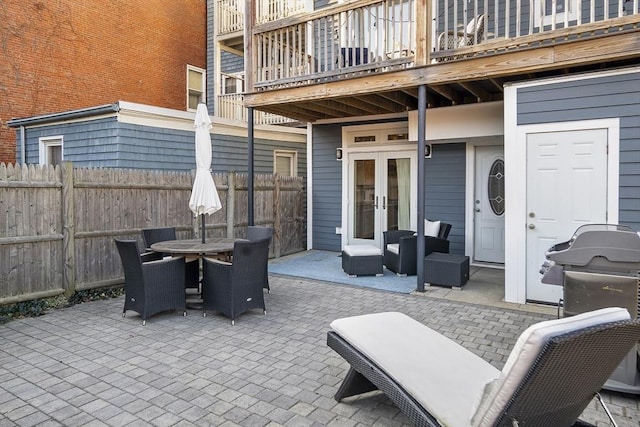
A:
471,307,631,426
386,243,399,255
343,245,382,257
424,219,441,237
331,312,499,427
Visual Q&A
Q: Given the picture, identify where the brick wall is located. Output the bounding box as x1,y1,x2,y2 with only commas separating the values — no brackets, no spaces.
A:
0,0,206,164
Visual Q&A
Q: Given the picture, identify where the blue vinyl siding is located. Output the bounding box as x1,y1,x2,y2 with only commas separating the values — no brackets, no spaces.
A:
425,143,466,255
517,70,640,232
311,123,467,254
311,125,343,251
20,118,306,179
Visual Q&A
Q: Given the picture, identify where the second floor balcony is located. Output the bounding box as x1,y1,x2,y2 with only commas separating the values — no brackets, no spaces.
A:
243,0,640,121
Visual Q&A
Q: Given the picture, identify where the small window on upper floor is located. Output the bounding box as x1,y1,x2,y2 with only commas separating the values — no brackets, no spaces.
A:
222,73,244,95
274,150,298,177
39,136,63,166
187,65,206,111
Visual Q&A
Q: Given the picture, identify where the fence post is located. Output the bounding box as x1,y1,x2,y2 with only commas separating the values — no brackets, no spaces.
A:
227,172,235,238
274,175,281,257
61,161,75,296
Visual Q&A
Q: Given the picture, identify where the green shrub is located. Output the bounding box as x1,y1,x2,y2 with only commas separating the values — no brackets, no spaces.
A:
0,286,124,324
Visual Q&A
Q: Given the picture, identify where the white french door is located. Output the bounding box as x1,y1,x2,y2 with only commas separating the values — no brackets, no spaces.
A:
347,151,417,248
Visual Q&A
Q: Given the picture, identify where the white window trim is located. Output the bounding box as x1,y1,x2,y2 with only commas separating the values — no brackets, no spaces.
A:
221,72,244,95
187,65,206,111
38,136,63,165
274,150,298,176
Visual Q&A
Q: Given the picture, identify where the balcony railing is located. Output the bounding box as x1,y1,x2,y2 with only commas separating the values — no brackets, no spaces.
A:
256,0,310,25
216,0,244,35
216,0,310,35
217,93,295,125
250,0,639,89
255,0,417,88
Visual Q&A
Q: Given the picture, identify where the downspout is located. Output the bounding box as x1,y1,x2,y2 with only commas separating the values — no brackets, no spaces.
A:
19,125,26,164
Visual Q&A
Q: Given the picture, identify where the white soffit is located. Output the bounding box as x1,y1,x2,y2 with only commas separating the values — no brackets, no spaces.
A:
117,101,306,143
408,101,504,141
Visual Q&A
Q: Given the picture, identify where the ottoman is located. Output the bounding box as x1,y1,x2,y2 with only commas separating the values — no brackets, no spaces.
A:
342,245,383,277
424,252,470,288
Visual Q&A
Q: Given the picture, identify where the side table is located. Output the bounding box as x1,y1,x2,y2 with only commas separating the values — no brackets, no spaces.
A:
424,252,470,288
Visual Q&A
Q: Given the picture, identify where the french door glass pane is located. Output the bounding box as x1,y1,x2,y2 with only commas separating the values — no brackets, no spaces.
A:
387,158,411,231
354,159,375,239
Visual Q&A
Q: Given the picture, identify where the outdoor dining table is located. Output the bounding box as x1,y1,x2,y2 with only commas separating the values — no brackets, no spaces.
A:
150,238,241,260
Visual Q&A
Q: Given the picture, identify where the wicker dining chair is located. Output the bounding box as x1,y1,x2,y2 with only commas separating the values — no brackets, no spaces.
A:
246,226,273,292
115,239,186,326
202,238,270,325
141,227,200,292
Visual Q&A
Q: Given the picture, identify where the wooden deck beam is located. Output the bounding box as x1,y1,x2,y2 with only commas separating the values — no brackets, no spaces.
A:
244,31,640,109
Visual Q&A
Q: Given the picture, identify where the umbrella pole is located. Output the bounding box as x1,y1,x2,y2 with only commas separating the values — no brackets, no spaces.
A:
201,214,206,243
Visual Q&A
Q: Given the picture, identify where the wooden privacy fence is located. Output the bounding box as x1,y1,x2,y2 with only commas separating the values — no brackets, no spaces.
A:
0,162,305,305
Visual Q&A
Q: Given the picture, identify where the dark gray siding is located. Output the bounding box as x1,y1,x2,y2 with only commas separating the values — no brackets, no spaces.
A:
426,143,466,255
220,51,243,74
311,122,466,254
115,123,196,170
311,124,343,251
517,70,640,232
22,117,121,167
22,119,195,170
21,118,306,177
212,133,307,177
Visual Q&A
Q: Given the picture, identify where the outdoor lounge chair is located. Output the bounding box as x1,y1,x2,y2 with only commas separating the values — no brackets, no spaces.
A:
327,308,640,427
246,225,273,292
437,14,487,50
201,238,270,325
115,239,187,326
141,227,200,292
383,221,451,276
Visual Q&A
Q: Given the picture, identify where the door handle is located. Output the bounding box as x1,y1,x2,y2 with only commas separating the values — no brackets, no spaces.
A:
374,196,378,209
475,208,480,212
383,196,386,209
528,224,535,229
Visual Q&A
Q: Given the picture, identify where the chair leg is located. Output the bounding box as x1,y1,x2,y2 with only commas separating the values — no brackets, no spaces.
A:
334,367,378,402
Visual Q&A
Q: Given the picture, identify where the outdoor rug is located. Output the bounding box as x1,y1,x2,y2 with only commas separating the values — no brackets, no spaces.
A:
268,250,417,293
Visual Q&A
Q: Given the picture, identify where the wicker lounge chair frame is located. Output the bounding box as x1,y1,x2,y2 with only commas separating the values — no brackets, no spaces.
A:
202,238,270,325
115,239,187,326
328,313,640,427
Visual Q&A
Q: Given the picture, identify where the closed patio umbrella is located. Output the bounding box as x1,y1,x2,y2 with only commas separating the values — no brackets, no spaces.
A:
189,103,222,243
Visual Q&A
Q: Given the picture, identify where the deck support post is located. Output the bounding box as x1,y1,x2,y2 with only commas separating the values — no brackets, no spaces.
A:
248,106,255,226
416,85,427,292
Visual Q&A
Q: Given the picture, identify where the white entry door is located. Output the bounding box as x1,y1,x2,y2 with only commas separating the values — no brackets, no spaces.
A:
474,146,505,263
347,151,417,248
525,128,608,303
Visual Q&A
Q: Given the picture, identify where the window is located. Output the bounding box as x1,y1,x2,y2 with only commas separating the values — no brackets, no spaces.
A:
274,151,297,176
187,65,206,110
487,159,505,216
221,73,244,95
39,136,63,166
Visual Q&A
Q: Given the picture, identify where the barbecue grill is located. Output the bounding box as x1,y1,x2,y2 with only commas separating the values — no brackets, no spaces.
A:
540,224,640,394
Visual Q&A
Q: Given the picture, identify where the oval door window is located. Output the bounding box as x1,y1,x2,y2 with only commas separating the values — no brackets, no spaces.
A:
487,159,505,216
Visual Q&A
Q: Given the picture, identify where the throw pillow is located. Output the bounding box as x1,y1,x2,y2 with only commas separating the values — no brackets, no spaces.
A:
424,219,441,237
